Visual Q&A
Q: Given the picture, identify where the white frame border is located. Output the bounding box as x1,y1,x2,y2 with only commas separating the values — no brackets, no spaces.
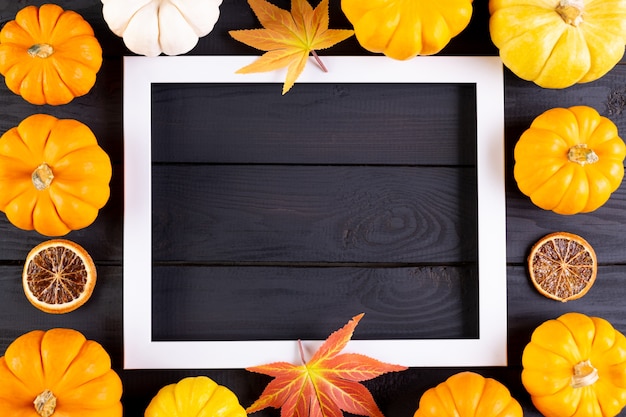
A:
123,56,506,369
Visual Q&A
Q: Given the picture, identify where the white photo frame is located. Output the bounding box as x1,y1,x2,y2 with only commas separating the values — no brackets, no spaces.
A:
123,55,506,369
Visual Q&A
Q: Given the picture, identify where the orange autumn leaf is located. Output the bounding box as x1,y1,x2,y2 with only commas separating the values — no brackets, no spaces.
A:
229,0,354,94
246,313,407,417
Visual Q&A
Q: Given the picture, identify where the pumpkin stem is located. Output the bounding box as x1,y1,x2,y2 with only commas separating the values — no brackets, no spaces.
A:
34,389,57,417
572,359,599,388
556,0,584,26
568,144,599,166
32,163,55,190
28,43,54,58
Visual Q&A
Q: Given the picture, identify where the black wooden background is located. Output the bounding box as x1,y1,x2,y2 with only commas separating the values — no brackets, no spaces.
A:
2,1,626,417
150,80,480,343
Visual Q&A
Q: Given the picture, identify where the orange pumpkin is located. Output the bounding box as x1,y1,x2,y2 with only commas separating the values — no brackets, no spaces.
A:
0,328,123,417
0,4,102,105
342,0,474,59
522,312,626,417
414,371,523,417
0,113,112,236
514,106,626,214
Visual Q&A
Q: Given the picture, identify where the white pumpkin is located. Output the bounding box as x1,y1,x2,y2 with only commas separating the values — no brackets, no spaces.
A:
101,0,222,56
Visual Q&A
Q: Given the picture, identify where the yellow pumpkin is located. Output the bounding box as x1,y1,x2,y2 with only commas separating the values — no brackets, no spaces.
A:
0,4,103,105
0,328,123,417
0,113,112,236
414,371,523,417
514,106,626,215
489,0,626,88
341,0,473,60
522,312,626,417
145,376,247,417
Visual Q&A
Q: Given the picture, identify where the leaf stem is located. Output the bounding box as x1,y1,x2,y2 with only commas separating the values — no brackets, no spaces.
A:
311,50,328,72
297,339,307,365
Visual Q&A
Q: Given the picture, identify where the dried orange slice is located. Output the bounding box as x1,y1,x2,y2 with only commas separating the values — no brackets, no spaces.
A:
22,239,96,314
528,232,597,302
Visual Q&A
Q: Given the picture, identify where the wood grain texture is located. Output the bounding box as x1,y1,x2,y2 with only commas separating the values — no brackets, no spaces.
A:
151,83,477,165
152,165,477,263
152,265,478,341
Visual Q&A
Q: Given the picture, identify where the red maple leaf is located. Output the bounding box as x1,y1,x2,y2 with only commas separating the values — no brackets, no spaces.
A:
246,313,407,417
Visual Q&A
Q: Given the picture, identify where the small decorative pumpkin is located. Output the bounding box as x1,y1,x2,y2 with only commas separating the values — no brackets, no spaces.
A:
101,0,223,57
514,106,626,215
145,376,247,417
0,114,112,236
489,0,626,88
414,371,523,417
341,0,473,60
0,4,103,105
522,312,626,417
0,328,123,417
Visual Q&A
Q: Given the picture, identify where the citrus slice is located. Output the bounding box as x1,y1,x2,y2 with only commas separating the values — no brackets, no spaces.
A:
22,239,96,314
528,232,597,302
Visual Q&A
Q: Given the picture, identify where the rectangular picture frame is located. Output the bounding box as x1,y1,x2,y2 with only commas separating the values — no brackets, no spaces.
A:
123,55,506,369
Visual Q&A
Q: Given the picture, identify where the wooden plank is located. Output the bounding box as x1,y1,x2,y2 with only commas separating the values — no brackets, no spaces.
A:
506,187,626,264
152,265,478,341
503,65,626,130
151,83,477,165
152,165,478,263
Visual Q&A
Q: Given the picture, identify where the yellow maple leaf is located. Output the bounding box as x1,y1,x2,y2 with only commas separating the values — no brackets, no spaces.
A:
229,0,354,94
